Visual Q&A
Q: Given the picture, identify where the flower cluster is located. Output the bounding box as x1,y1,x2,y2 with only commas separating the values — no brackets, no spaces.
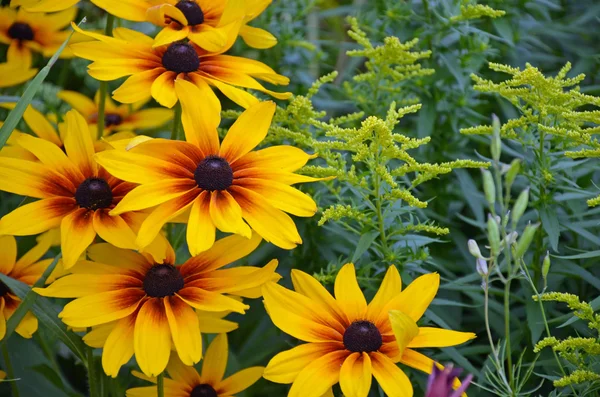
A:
0,2,477,396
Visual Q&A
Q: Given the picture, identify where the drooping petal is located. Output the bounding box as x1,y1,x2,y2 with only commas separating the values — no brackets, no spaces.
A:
21,105,62,146
263,342,344,384
150,71,178,108
102,313,136,378
15,310,38,339
59,289,145,328
93,211,137,250
164,296,202,366
57,90,97,118
288,350,348,397
60,208,96,269
407,327,476,349
83,322,115,348
239,25,277,49
262,282,343,343
370,352,413,397
366,265,401,322
200,333,227,385
112,68,164,104
175,78,220,156
165,353,201,387
134,298,172,377
219,101,276,164
235,178,317,217
334,263,367,322
217,366,264,396
339,352,372,397
389,310,419,357
0,197,76,236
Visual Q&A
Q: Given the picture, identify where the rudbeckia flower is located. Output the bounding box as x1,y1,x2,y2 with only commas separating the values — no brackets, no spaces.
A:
57,90,172,138
0,52,38,87
0,109,166,268
127,334,264,397
262,263,476,397
0,6,77,65
35,233,278,377
0,232,56,340
9,0,79,13
70,25,290,109
96,88,321,255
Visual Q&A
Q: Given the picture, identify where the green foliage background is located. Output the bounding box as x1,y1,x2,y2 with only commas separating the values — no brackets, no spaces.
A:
2,0,600,396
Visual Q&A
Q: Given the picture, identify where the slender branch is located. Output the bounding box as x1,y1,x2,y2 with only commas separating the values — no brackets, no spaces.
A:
157,373,165,397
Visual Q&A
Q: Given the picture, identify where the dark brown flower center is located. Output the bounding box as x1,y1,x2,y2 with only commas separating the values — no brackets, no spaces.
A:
190,384,217,397
162,42,200,74
176,0,205,25
194,155,233,191
8,22,34,41
343,320,382,353
143,264,184,298
0,280,10,297
75,178,113,210
104,113,123,127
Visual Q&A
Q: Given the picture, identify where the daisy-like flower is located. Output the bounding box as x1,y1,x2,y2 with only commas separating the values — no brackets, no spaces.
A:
35,233,278,377
9,0,79,13
127,334,264,397
0,109,166,268
0,6,77,65
0,232,56,340
57,90,172,138
96,84,320,255
0,51,38,87
262,263,476,397
70,24,290,109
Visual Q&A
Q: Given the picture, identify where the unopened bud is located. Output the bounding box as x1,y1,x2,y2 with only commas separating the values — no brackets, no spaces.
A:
491,114,501,162
542,251,551,287
476,258,488,276
504,231,518,245
514,222,540,258
511,188,529,228
482,169,496,206
468,239,483,258
487,214,500,256
505,159,521,189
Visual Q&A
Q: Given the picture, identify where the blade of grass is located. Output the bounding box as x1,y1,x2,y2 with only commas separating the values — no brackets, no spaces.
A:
0,18,84,149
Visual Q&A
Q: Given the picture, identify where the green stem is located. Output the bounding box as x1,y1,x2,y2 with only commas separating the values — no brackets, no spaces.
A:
504,278,514,390
96,14,115,140
87,333,98,397
157,373,165,397
2,344,19,397
170,102,182,140
373,173,389,256
34,332,61,378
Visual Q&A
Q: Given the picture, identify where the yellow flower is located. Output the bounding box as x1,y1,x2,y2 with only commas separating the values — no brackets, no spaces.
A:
9,0,79,13
34,233,278,377
262,263,476,397
0,232,56,340
96,93,321,255
126,334,264,397
0,6,77,65
0,109,167,269
0,51,38,87
57,90,173,138
70,24,290,109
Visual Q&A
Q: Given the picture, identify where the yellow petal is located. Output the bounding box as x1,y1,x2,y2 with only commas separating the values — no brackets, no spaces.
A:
209,190,252,238
0,198,75,236
16,133,82,182
288,350,348,397
382,273,440,323
339,352,372,397
217,366,264,395
366,265,401,322
0,235,17,275
236,178,317,217
93,211,138,250
164,296,202,366
150,71,178,108
134,298,172,377
19,0,78,12
83,322,114,348
334,263,367,322
407,327,476,348
186,191,216,256
111,179,196,215
370,352,412,397
60,208,96,269
165,353,201,385
15,310,38,339
35,273,140,298
154,26,189,48
64,110,97,177
388,310,419,356
291,269,347,327
239,25,277,49
58,90,97,118
177,287,248,314
219,101,275,164
234,145,312,172
21,105,62,146
200,333,227,384
112,68,163,104
102,314,135,377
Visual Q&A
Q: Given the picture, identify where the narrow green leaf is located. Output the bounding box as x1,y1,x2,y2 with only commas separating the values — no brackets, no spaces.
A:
0,23,78,149
351,231,379,262
539,207,559,251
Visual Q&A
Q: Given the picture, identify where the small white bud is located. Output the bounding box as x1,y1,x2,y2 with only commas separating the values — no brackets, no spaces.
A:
476,258,489,276
467,239,483,258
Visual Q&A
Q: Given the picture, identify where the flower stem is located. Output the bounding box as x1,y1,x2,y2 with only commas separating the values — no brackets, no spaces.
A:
171,102,182,140
157,373,165,397
86,329,98,397
96,14,115,140
2,344,19,397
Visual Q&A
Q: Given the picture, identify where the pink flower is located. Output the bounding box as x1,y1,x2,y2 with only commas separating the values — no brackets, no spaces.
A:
425,363,473,397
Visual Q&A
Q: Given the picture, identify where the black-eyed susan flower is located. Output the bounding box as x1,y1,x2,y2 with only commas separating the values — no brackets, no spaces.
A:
35,233,278,377
0,232,56,340
0,109,167,269
57,90,172,138
0,52,38,87
70,25,290,109
262,263,476,397
0,6,77,65
126,334,264,397
96,88,321,255
9,0,78,13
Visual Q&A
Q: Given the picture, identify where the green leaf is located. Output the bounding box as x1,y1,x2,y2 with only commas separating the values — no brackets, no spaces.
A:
0,25,76,149
539,207,559,251
525,299,544,346
351,231,379,262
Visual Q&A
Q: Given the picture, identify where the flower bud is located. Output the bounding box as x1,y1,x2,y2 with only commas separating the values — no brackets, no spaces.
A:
476,258,488,276
504,231,518,245
514,222,540,258
491,114,501,162
542,251,551,287
505,159,521,189
482,169,495,206
467,239,482,258
511,188,529,228
487,214,500,256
